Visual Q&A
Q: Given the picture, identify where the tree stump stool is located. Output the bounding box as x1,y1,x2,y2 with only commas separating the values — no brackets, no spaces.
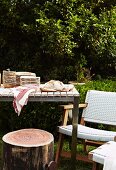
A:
2,128,54,170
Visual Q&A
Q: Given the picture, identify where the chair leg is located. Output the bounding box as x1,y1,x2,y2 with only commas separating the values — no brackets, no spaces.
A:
55,107,68,165
92,162,101,170
55,133,64,164
82,139,88,153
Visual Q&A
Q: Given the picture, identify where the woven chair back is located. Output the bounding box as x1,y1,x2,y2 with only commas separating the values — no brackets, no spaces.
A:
82,90,116,125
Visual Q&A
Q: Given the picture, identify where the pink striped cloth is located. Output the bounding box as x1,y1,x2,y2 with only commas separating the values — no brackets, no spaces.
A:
12,85,39,116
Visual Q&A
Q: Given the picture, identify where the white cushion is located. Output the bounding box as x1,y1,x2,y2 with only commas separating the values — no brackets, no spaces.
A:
89,141,116,164
58,124,116,141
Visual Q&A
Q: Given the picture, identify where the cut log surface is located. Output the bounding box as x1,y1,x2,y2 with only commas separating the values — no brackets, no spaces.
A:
2,129,54,170
3,128,53,147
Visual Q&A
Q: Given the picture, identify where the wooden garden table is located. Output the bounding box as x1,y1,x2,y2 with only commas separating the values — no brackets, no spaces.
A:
0,85,79,170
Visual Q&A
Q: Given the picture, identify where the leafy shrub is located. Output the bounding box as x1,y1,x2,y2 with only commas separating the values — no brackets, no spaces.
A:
0,102,62,138
76,79,116,102
0,0,115,81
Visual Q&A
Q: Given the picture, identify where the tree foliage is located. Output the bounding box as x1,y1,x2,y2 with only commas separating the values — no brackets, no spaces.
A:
0,0,115,81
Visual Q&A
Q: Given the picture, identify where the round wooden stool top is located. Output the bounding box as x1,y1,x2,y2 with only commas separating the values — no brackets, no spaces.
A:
2,128,54,147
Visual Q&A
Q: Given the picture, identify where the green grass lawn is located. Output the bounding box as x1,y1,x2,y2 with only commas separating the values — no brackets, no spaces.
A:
0,134,92,170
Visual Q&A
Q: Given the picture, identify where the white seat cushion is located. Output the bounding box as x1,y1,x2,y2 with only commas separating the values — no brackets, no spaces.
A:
89,141,116,164
58,124,116,141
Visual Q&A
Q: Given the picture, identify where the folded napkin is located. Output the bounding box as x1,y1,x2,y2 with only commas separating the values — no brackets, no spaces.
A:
12,85,39,116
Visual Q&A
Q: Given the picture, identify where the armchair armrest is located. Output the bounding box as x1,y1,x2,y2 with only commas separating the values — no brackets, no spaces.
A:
79,103,88,108
60,103,87,109
59,103,87,126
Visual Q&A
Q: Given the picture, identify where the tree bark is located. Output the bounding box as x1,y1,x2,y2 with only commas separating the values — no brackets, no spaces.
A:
2,129,54,170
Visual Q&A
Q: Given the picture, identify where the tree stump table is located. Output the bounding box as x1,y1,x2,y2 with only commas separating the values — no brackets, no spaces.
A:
2,128,54,170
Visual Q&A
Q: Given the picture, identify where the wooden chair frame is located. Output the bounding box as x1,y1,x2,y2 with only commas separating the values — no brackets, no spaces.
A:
55,103,93,164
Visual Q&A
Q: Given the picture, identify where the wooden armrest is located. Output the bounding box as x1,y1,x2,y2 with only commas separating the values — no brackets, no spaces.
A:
60,104,73,110
60,103,87,126
79,103,88,108
60,103,87,110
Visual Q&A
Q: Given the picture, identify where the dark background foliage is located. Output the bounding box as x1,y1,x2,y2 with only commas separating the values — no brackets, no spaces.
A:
0,0,115,82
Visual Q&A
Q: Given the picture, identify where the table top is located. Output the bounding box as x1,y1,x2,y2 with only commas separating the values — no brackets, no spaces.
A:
0,84,79,102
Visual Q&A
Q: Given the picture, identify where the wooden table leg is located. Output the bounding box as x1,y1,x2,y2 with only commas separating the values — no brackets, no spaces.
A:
70,96,79,170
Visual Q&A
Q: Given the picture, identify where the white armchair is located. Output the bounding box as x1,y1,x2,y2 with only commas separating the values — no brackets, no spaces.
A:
55,90,116,168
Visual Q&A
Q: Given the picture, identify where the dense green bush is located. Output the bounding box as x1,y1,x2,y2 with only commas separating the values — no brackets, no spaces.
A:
0,0,115,81
0,102,62,137
77,79,116,102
